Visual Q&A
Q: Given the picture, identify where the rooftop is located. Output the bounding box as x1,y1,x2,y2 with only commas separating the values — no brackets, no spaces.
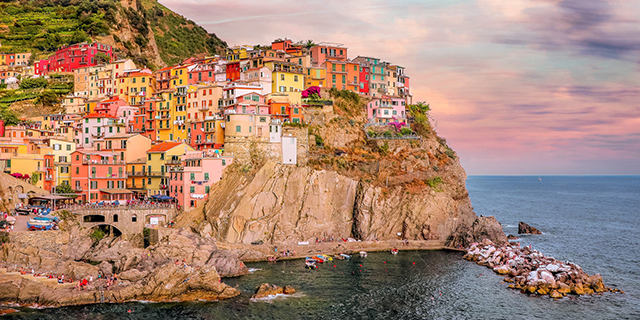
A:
147,142,183,153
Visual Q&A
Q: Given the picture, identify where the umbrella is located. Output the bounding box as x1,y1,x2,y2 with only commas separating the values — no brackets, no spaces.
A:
150,194,161,199
159,195,173,201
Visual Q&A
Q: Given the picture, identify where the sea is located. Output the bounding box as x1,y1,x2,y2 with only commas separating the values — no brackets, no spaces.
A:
4,176,640,319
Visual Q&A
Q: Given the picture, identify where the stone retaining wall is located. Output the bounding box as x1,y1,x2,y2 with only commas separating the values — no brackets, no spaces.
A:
6,230,69,255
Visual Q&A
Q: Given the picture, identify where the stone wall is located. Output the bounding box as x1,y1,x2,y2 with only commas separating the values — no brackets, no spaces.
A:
224,128,309,166
0,172,48,211
71,208,177,236
6,230,70,255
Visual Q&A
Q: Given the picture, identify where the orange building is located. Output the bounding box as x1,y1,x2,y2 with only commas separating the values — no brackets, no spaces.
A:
70,150,131,203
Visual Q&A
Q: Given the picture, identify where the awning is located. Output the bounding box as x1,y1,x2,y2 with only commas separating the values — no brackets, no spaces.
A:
30,195,73,201
99,189,133,194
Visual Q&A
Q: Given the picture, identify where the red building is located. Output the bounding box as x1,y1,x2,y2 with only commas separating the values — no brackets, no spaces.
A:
359,64,370,95
35,42,115,75
225,62,240,82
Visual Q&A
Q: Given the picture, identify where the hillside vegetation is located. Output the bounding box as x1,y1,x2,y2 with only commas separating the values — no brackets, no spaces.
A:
0,0,227,68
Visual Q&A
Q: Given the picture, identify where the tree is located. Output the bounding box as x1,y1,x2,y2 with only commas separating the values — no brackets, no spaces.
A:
0,106,20,126
35,90,60,107
55,183,75,195
94,52,111,64
30,172,40,185
19,77,48,89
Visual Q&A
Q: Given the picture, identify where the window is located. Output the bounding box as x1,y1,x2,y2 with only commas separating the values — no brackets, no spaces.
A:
132,215,137,222
280,74,285,81
341,64,345,72
205,186,210,193
190,173,195,181
332,75,336,83
222,159,226,166
91,181,97,189
67,144,72,151
190,186,195,193
236,125,241,133
204,173,209,181
148,154,151,161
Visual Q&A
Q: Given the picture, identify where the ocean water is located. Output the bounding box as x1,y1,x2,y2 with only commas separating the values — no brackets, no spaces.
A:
5,176,640,319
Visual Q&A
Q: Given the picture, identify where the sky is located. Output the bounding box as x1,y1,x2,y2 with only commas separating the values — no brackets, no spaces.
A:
161,0,640,175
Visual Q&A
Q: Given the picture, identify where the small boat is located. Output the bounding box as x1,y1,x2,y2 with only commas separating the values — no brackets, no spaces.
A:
305,260,318,269
359,251,367,258
33,216,59,222
5,216,16,225
391,248,398,255
267,256,278,262
27,220,53,231
340,253,351,259
311,256,324,263
318,254,332,261
333,254,345,260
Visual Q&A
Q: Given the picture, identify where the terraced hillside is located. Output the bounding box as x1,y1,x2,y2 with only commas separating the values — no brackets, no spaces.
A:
0,0,227,69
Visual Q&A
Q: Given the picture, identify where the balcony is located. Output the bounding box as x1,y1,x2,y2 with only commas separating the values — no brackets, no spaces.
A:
157,115,170,120
196,139,215,144
82,159,126,165
89,175,127,179
147,171,165,177
165,159,182,165
45,175,54,181
198,105,210,111
128,171,146,177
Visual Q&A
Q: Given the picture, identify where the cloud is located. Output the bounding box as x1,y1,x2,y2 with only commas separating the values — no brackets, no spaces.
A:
159,0,640,174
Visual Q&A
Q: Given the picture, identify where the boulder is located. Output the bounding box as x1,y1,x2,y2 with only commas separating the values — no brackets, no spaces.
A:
518,222,542,235
252,283,284,299
507,234,518,240
283,285,296,295
557,282,571,294
549,290,563,299
588,274,606,293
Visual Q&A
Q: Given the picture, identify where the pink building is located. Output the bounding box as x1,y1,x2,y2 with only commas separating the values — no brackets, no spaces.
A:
169,150,232,208
366,95,407,123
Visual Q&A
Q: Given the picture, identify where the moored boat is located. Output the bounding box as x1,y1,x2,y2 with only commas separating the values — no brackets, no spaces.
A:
391,248,399,255
340,253,351,259
359,251,368,258
27,220,53,231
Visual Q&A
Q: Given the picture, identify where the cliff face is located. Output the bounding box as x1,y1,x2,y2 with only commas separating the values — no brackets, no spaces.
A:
200,96,506,247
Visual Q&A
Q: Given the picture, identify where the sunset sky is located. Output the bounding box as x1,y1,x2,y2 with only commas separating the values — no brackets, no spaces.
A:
162,0,640,175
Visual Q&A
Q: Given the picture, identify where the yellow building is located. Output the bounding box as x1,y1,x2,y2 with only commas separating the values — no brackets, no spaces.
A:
305,67,326,88
170,65,190,89
48,138,76,187
155,91,174,142
172,86,188,142
9,155,46,189
225,45,253,62
266,61,304,104
126,157,147,196
145,142,194,196
116,69,155,106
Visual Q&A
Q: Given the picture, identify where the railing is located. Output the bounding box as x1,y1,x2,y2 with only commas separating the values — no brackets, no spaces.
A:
165,159,182,165
198,105,210,111
59,203,177,211
82,160,126,165
147,171,165,177
128,171,146,177
365,132,421,140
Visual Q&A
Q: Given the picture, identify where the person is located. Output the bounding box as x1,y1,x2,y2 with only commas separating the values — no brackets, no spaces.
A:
89,275,93,282
274,246,278,253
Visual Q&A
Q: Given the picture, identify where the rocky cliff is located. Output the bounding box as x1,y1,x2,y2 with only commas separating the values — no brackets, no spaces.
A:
0,227,245,307
198,95,506,247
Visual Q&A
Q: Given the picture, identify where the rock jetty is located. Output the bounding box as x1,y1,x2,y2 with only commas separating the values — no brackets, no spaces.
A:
518,221,542,234
464,240,624,298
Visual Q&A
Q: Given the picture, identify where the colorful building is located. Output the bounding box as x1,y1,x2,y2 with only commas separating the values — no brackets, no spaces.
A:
70,150,130,203
145,142,195,197
169,150,232,208
35,42,115,75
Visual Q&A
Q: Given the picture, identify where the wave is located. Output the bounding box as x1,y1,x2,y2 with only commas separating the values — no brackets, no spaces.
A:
250,292,305,303
248,268,262,273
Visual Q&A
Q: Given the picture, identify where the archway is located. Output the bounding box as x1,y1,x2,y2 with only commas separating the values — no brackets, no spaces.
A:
84,215,106,223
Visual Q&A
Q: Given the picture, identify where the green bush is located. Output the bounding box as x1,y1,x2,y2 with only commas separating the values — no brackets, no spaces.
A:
427,177,443,189
19,77,48,89
400,127,413,135
315,134,324,146
379,141,389,155
90,228,105,243
383,130,393,137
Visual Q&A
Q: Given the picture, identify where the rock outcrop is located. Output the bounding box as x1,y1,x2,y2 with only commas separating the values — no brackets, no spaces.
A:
518,221,542,235
252,283,296,299
198,97,505,247
464,241,624,298
0,227,245,307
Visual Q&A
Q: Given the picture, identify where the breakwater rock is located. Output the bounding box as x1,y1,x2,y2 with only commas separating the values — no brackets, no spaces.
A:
463,240,624,298
518,222,542,235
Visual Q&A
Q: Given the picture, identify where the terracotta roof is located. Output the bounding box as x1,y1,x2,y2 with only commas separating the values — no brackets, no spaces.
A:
156,66,174,72
83,112,117,119
147,142,182,153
